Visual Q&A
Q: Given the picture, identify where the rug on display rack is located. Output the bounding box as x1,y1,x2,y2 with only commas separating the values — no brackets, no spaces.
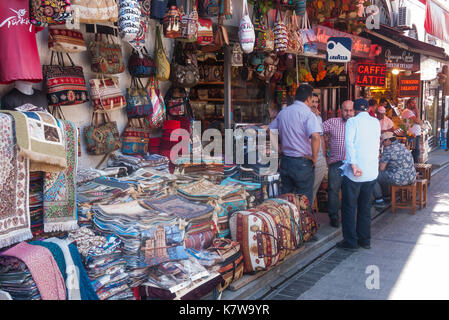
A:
0,113,31,249
0,111,67,172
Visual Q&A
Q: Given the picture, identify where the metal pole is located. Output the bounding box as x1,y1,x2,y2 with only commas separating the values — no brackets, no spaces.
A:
224,45,232,130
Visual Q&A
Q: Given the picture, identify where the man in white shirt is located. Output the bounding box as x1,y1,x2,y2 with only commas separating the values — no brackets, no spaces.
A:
401,98,422,163
337,98,381,250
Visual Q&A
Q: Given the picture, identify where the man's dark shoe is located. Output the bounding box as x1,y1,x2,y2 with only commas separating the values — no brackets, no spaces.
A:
358,242,371,249
373,199,387,209
336,240,358,251
330,218,340,228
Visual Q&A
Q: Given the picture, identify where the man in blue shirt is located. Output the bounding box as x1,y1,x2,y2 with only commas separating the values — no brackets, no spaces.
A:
269,84,322,203
337,98,381,250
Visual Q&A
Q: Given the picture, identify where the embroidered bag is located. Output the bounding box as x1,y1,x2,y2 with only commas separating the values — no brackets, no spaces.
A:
231,43,243,67
71,0,118,23
198,0,219,17
200,15,229,52
84,112,122,155
165,86,189,117
273,2,288,55
118,0,142,41
48,27,87,53
128,47,157,78
253,1,267,51
155,26,171,81
163,5,182,38
150,0,168,19
145,78,166,129
264,9,275,52
197,18,214,45
89,75,126,113
43,52,89,108
286,10,303,54
238,0,255,54
121,118,151,155
89,33,125,74
126,77,153,118
29,0,71,27
179,0,198,42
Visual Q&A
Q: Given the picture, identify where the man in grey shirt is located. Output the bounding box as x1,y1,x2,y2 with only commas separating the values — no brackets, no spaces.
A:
269,84,322,204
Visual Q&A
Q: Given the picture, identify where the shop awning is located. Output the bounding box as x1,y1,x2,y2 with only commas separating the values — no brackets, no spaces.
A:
364,24,449,63
424,0,449,43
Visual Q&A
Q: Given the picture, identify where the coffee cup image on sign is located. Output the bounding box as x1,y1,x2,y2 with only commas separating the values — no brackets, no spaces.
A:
327,41,351,60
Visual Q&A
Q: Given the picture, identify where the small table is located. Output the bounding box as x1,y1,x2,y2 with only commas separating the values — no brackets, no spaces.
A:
415,164,432,186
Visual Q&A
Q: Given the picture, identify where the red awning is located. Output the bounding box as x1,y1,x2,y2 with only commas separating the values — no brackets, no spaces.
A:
424,0,449,42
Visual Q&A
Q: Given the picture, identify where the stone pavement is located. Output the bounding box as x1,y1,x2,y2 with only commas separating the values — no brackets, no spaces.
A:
263,163,449,300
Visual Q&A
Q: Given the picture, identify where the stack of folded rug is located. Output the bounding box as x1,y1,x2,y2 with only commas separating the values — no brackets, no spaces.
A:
0,256,41,300
29,172,44,238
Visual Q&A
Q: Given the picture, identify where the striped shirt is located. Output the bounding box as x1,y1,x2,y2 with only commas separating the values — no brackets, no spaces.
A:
322,117,347,164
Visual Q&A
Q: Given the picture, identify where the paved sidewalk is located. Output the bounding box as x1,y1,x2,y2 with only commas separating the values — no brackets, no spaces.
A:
264,163,449,300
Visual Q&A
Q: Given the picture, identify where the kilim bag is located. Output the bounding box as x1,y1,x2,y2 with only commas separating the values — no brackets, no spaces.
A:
84,111,121,155
200,15,229,52
43,52,89,108
208,239,244,292
197,17,214,46
128,47,157,78
165,86,188,117
273,2,288,55
163,5,182,38
253,1,267,52
145,78,166,129
278,193,319,242
29,0,71,27
118,0,142,41
286,10,303,54
121,118,151,155
150,0,169,19
238,0,255,54
155,26,171,81
229,198,302,273
48,27,87,53
89,76,126,113
179,0,198,42
89,33,125,75
126,78,153,118
71,0,119,23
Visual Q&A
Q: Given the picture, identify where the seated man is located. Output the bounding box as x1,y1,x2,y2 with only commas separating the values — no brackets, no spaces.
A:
377,106,394,134
373,132,417,208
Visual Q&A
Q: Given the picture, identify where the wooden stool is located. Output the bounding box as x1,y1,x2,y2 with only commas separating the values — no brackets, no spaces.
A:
415,164,432,186
415,179,428,209
391,183,416,215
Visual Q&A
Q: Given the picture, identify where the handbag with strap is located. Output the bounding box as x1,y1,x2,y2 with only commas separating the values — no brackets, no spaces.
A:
145,77,166,129
286,11,304,54
273,2,288,55
301,10,318,55
163,4,182,38
165,86,188,117
170,44,200,88
264,8,275,52
155,26,171,81
121,118,151,155
71,0,118,23
200,15,229,52
43,52,89,108
29,0,71,27
126,77,153,118
238,0,255,54
128,47,158,78
89,76,126,113
89,33,125,74
118,0,142,41
179,0,198,42
197,17,214,46
84,111,122,155
253,1,267,52
48,27,86,53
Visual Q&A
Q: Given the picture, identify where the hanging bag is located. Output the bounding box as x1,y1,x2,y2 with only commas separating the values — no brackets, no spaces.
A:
238,0,255,54
179,0,199,42
198,0,220,17
29,0,71,27
165,86,188,117
273,1,288,55
286,11,303,54
264,8,275,52
48,27,87,53
43,52,89,108
128,47,158,78
126,77,153,118
151,0,169,20
121,118,151,155
253,1,267,52
145,78,166,129
89,32,125,74
84,111,122,155
300,10,318,55
163,4,182,38
89,75,127,113
170,43,200,88
197,17,214,46
155,26,171,81
71,0,118,23
118,0,142,41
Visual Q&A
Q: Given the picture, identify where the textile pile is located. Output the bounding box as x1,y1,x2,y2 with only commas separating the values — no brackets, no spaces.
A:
174,156,224,183
29,172,44,239
107,152,170,175
0,256,41,300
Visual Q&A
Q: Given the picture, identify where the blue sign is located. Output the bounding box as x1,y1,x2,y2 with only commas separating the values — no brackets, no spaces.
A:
326,37,352,62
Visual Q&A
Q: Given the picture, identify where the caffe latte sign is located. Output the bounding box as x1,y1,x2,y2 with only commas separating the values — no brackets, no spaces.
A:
378,47,420,71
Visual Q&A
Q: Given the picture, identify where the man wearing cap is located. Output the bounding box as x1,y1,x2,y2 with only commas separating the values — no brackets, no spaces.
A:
377,106,395,134
337,98,381,250
269,84,322,203
402,98,423,163
373,132,417,205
